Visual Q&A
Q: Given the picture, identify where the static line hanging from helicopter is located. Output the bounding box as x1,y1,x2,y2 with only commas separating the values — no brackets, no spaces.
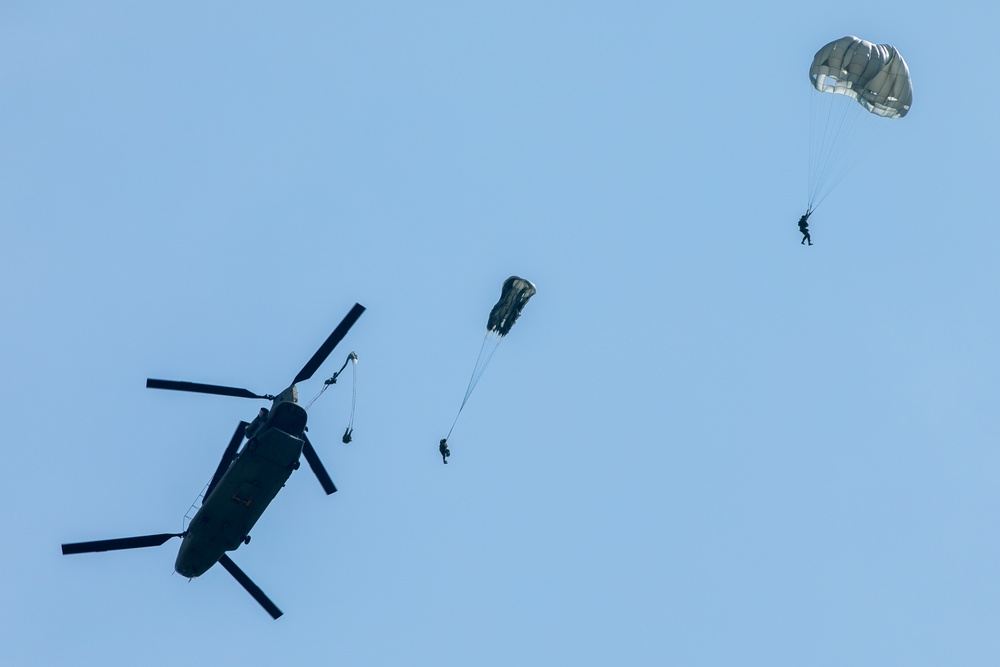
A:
62,303,365,620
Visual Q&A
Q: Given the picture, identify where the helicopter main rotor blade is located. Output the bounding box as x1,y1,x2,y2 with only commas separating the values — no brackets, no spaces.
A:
62,533,184,555
146,379,270,400
218,554,283,620
302,434,337,495
292,303,366,386
204,421,249,502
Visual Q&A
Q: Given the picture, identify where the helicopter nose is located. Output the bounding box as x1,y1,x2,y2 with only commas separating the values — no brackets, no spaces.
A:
174,540,215,578
175,563,197,578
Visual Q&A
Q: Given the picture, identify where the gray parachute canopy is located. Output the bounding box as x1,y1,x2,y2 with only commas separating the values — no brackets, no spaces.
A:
810,36,913,119
487,276,536,337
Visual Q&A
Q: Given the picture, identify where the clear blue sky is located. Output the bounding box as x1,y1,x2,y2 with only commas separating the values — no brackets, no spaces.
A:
3,2,999,665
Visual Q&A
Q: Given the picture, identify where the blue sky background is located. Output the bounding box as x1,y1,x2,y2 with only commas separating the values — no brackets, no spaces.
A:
3,2,999,665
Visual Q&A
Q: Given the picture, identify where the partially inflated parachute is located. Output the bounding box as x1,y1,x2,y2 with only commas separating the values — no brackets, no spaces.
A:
443,276,536,449
487,277,536,336
807,36,912,212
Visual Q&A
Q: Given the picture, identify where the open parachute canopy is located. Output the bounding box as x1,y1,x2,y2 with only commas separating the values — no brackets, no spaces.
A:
806,36,912,212
487,276,536,337
810,36,912,119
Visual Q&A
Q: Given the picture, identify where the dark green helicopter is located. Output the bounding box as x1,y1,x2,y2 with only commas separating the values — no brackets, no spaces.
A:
61,303,365,619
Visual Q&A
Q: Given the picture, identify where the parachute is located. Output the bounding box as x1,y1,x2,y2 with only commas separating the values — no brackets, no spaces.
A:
487,277,536,336
807,36,912,212
444,276,536,445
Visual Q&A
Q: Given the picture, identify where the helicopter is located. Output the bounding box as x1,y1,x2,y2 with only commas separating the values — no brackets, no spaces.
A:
61,303,365,619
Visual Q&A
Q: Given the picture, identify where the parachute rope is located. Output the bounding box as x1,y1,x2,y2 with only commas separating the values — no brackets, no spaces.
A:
447,332,503,439
808,86,891,211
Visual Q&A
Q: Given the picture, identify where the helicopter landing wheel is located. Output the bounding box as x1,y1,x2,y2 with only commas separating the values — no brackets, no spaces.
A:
244,535,251,545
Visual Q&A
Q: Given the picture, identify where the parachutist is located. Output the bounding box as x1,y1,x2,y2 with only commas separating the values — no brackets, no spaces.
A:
342,427,353,444
798,212,813,245
445,277,536,451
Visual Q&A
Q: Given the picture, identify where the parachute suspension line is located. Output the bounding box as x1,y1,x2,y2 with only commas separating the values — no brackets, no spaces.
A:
461,335,490,408
808,90,892,212
447,332,504,440
815,119,889,211
809,89,860,210
808,88,847,210
465,332,503,406
817,105,884,208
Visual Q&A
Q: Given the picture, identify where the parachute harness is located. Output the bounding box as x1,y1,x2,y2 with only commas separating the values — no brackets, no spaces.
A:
305,352,358,442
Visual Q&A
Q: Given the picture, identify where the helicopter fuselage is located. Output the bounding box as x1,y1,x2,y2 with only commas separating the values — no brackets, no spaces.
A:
174,398,307,578
62,303,364,619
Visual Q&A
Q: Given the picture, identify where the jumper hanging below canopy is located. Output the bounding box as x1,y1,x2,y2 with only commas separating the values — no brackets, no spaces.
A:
806,35,913,214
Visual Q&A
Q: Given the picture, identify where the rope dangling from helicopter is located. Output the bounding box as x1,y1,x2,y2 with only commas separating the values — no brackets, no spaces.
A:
304,352,359,442
342,352,358,443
